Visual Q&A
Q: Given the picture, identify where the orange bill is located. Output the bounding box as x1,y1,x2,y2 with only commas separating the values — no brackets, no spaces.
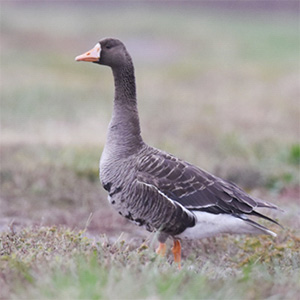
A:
75,43,101,62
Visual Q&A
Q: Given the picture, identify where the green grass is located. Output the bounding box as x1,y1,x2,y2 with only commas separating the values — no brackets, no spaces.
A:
1,2,299,299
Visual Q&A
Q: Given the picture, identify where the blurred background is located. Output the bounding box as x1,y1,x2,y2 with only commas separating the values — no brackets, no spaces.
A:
1,1,299,239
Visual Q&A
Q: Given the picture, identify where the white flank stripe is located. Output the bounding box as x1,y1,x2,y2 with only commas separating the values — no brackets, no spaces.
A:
139,181,194,217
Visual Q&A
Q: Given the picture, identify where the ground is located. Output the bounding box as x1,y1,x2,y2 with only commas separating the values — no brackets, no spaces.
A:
1,2,299,299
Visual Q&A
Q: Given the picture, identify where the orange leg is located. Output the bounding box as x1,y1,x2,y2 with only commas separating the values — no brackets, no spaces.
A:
156,242,167,257
172,240,181,269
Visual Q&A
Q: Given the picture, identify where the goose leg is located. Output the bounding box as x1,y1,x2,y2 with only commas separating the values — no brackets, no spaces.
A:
172,240,181,269
156,242,167,256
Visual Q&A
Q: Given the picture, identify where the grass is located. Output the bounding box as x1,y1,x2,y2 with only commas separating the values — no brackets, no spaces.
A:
1,226,299,299
1,2,299,299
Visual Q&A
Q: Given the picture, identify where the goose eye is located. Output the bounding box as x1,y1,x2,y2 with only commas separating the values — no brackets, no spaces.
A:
106,45,112,49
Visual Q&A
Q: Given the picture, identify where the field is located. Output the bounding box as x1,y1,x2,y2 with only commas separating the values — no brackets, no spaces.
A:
1,2,300,299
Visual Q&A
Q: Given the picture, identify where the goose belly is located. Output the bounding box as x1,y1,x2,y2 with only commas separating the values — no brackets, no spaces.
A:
177,211,262,240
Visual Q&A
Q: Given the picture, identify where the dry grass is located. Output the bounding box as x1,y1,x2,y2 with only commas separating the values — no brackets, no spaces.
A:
1,225,299,299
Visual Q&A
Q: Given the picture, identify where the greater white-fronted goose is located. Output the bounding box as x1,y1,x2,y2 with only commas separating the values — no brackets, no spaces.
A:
75,38,280,268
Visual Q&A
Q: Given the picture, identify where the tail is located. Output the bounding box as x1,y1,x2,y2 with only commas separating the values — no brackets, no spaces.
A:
251,210,283,228
255,197,284,212
251,198,283,230
237,214,280,237
243,217,277,237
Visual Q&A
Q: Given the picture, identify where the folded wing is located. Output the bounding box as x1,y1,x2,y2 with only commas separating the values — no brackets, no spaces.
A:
137,148,279,225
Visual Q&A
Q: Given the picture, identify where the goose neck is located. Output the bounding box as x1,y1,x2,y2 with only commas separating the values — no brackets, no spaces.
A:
112,63,136,103
106,64,144,155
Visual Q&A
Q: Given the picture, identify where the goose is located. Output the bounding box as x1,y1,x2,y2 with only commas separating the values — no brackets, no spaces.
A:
75,38,280,268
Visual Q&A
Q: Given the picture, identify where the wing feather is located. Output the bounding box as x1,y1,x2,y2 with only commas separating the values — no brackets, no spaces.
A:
137,148,278,220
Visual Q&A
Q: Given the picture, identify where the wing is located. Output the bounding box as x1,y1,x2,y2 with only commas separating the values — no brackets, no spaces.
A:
137,148,279,223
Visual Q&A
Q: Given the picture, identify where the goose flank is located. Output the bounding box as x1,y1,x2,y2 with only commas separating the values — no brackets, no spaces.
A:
75,38,281,268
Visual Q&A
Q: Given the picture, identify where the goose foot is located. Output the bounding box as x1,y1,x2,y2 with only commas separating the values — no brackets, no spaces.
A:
156,242,167,256
172,240,181,269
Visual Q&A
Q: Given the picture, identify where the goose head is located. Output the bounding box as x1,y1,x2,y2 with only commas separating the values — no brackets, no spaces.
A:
75,38,131,68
